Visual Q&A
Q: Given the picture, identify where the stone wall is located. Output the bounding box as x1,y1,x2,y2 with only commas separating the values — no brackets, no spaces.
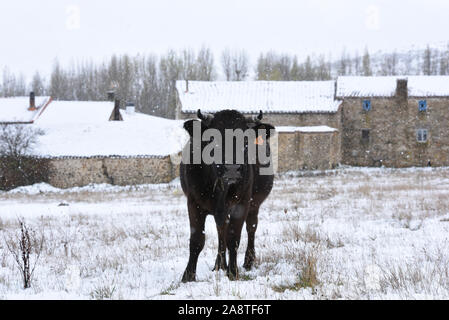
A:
48,156,177,188
277,131,340,172
47,131,340,188
341,97,449,167
262,113,341,128
298,131,340,170
277,132,299,172
178,110,341,128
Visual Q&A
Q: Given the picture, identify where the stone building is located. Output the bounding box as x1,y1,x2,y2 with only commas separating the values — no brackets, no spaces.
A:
35,100,186,188
276,126,340,171
1,96,186,188
175,80,342,171
176,77,449,170
337,76,449,167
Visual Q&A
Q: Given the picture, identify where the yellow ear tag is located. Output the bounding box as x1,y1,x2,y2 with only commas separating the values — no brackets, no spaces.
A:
254,135,264,145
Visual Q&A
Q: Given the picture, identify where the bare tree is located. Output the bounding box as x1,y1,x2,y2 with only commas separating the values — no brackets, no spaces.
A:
353,51,361,75
256,53,269,80
338,49,350,76
439,45,449,75
276,54,292,80
316,55,331,80
181,48,197,80
4,219,44,289
2,67,18,97
136,55,158,114
196,46,216,81
256,51,294,80
49,60,70,100
221,48,232,81
30,72,46,96
303,56,315,80
232,49,250,81
290,56,303,80
362,48,373,76
422,45,438,75
379,51,398,76
0,124,43,158
159,50,183,118
221,48,249,81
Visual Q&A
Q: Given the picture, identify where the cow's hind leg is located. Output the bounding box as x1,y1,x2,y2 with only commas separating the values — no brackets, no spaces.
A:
182,198,207,283
243,205,259,270
226,205,247,280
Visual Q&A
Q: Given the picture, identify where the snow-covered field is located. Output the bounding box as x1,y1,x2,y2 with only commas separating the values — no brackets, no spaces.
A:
1,166,449,300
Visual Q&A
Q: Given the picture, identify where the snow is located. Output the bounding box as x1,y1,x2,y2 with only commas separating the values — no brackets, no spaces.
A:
8,182,62,195
36,100,114,125
0,96,51,123
408,76,449,96
31,101,188,158
277,126,338,133
336,75,449,98
336,76,399,97
176,80,342,114
7,178,181,196
1,166,449,299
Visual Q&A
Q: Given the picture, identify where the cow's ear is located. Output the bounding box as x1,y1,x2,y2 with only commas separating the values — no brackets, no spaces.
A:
254,123,276,139
183,119,205,137
183,119,197,137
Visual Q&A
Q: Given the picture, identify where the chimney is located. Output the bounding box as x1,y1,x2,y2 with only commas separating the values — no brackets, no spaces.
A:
107,91,115,101
395,78,408,101
28,91,36,111
185,79,189,93
112,99,122,121
126,102,135,115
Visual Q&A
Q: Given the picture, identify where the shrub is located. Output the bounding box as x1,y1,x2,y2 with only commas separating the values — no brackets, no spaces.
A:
4,219,45,289
0,124,49,191
0,156,50,191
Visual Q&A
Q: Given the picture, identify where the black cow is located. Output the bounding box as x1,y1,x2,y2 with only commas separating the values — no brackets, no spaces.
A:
180,109,275,282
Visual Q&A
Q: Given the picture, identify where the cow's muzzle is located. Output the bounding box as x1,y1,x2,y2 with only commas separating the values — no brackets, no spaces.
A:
214,165,242,191
221,164,242,184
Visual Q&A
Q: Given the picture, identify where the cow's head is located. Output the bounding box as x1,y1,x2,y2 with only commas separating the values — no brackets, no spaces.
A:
183,109,275,185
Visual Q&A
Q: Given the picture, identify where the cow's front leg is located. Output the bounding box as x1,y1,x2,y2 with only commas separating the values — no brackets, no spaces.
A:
244,205,259,270
182,198,207,282
213,222,228,271
226,205,248,280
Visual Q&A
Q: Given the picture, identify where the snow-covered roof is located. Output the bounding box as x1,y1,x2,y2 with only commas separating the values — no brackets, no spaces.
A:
176,81,341,114
336,76,449,98
33,110,187,158
36,100,115,125
277,125,338,133
0,96,51,123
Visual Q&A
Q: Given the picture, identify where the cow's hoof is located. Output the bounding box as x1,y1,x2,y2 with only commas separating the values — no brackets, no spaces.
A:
213,255,227,271
212,263,228,272
227,270,239,281
243,261,253,271
182,271,196,283
243,252,255,270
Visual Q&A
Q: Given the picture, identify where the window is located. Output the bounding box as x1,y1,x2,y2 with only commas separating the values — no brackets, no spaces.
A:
362,129,370,142
362,100,371,111
418,100,427,112
416,129,428,143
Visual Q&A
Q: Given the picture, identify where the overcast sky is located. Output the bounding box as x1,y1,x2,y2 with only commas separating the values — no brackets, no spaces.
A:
1,0,449,79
